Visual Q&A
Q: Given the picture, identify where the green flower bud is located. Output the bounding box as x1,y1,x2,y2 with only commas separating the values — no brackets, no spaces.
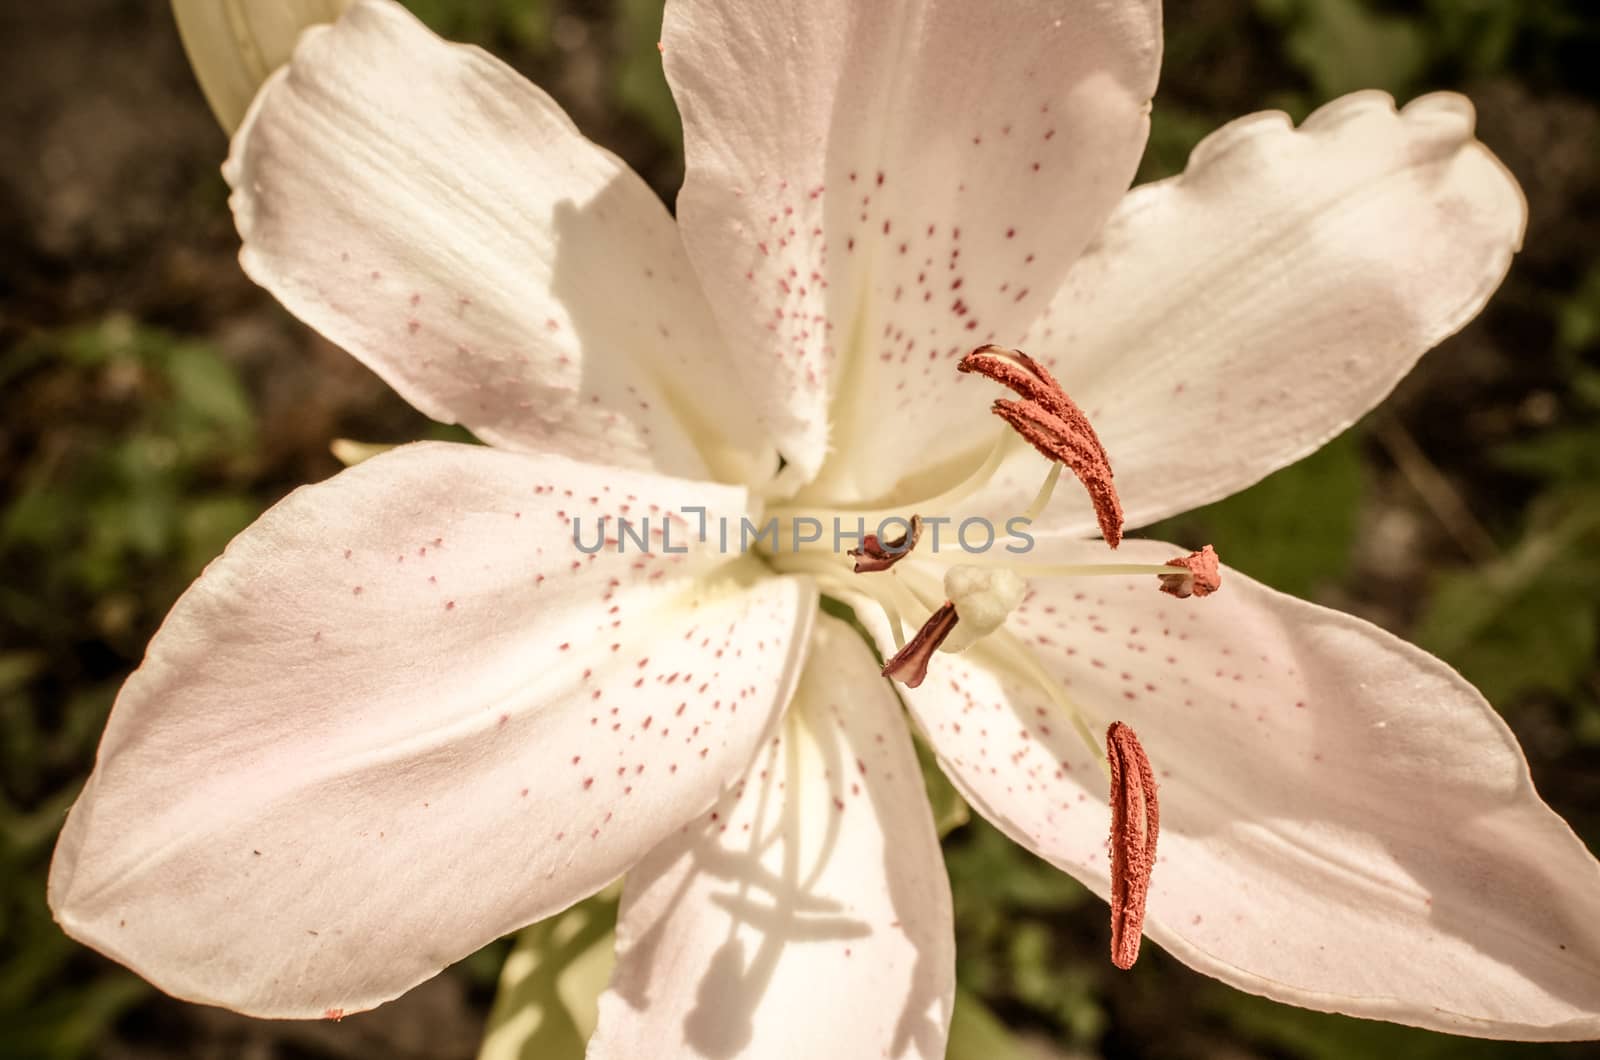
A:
171,0,354,133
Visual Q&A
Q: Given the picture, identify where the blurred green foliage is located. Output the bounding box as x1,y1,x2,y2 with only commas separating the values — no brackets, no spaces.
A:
2,319,263,1057
406,0,552,49
1257,0,1595,101
1416,493,1600,710
1258,0,1428,99
614,0,682,157
945,820,1104,1048
2,319,257,602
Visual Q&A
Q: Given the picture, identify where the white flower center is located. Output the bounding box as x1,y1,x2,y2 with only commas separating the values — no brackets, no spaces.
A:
760,347,1218,770
939,565,1025,653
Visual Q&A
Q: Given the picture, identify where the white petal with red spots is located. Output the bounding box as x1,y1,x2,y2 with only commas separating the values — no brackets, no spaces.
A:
663,0,1160,497
860,541,1600,1039
226,0,774,483
49,443,816,1018
1004,91,1527,533
590,616,954,1060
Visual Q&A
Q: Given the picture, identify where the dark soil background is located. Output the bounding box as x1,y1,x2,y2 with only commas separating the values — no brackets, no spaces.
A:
2,1,1598,1058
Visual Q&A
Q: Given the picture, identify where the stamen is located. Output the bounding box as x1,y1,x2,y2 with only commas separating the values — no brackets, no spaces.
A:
765,429,1014,532
1019,461,1064,525
881,602,959,688
1158,545,1221,599
1106,721,1159,970
775,552,912,650
960,348,1110,466
991,400,1124,548
849,514,923,573
960,345,1124,547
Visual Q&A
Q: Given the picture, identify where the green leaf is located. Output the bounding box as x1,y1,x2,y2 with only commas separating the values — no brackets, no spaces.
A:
180,495,259,576
1139,104,1222,183
1415,494,1600,703
1495,423,1600,481
0,653,45,696
615,0,683,161
478,894,619,1060
1256,0,1428,98
403,0,553,50
0,974,150,1060
916,735,971,838
164,341,255,443
1572,368,1600,411
947,987,1033,1060
1558,264,1600,356
1206,979,1575,1060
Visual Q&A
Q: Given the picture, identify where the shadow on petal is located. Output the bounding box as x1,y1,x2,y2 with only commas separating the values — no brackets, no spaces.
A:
592,617,955,1058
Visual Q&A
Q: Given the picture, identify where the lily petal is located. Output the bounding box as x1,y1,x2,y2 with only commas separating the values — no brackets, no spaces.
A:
662,0,1161,496
49,442,816,1018
590,616,954,1059
862,543,1600,1038
225,0,772,484
1021,91,1526,532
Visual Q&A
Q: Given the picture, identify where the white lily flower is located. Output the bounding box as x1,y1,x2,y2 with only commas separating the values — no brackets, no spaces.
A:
50,0,1600,1053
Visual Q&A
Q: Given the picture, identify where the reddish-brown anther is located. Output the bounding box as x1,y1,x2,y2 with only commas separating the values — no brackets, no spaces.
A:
1106,721,1160,970
1158,544,1222,599
959,345,1124,547
881,602,959,688
849,514,923,573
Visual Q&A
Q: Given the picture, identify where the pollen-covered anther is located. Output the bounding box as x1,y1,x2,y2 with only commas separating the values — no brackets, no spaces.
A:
849,514,922,573
992,400,1124,547
881,602,958,688
959,345,1124,548
959,346,1093,430
1158,544,1221,599
1106,721,1160,971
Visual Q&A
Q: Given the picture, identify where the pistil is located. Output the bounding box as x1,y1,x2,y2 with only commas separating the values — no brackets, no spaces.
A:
880,565,1025,686
828,349,1187,975
877,549,1224,679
